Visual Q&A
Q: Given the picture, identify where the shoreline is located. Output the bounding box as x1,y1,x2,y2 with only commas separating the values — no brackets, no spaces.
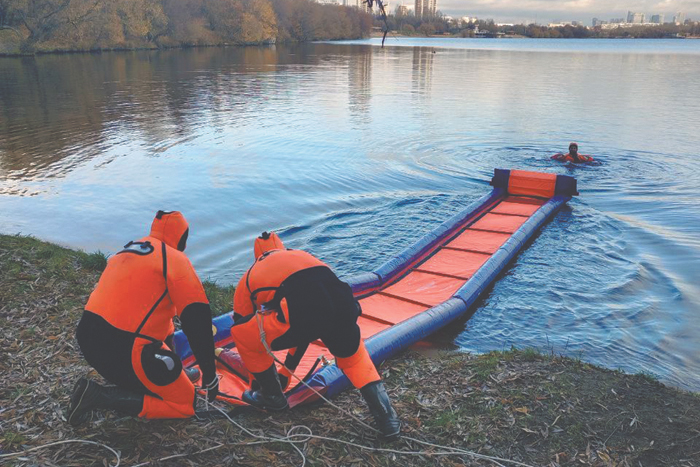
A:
3,34,698,57
1,233,698,466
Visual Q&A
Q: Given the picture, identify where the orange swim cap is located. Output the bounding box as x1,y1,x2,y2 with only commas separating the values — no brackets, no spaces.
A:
253,231,284,258
150,211,189,251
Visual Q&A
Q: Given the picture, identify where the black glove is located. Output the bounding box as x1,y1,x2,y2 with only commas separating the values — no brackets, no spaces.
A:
203,374,219,402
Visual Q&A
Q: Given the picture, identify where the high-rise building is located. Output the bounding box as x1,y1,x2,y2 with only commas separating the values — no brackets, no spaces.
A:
426,0,437,16
650,14,664,24
627,11,644,23
414,0,436,18
673,12,685,25
414,0,423,18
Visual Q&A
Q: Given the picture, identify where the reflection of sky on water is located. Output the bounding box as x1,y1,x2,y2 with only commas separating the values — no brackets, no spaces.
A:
1,39,699,390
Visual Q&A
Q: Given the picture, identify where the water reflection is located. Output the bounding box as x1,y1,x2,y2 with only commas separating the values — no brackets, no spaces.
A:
348,46,372,122
1,39,699,390
0,47,306,184
411,47,433,94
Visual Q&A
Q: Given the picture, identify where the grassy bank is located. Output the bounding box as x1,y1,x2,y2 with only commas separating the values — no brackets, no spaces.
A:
1,234,698,466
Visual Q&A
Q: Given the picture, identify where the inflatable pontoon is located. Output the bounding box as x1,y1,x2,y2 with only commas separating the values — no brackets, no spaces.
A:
173,169,578,408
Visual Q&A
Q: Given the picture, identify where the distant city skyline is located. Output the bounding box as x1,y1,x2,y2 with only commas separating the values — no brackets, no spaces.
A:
431,1,699,24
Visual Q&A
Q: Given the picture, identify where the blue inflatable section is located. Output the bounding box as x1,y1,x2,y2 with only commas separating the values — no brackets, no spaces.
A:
293,194,571,401
174,312,235,362
173,169,576,407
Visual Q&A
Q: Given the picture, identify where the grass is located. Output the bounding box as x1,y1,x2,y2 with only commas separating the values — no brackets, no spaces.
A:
202,280,235,317
1,234,699,466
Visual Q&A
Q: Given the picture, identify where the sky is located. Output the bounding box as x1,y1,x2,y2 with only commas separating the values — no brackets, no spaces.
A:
424,0,700,24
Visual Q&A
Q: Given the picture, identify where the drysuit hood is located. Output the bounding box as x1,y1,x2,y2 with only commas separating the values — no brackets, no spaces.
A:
254,231,284,258
150,211,189,251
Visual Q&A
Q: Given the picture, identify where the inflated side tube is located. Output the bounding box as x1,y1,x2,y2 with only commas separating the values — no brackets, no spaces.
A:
289,194,570,403
176,189,502,365
344,272,382,295
453,195,570,305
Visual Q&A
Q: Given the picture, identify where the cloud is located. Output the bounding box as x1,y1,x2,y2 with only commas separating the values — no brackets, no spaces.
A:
434,0,700,23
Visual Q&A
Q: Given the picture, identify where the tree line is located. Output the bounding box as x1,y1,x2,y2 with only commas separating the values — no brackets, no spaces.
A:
0,0,372,54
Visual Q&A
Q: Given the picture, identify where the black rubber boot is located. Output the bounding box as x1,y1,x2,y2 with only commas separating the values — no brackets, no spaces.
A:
67,378,143,426
242,365,289,411
360,380,401,439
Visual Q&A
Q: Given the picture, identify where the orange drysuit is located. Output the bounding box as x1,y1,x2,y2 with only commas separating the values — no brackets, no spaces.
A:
231,234,380,390
552,153,594,162
76,211,216,419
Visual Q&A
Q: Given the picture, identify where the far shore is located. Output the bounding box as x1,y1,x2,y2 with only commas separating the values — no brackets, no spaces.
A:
370,31,699,39
3,32,699,57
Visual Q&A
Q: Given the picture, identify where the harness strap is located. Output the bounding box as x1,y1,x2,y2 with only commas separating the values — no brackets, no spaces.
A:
134,241,169,336
245,256,287,323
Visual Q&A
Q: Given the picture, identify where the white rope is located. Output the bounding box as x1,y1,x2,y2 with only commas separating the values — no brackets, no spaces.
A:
0,439,121,466
133,397,532,467
250,311,535,467
9,312,535,467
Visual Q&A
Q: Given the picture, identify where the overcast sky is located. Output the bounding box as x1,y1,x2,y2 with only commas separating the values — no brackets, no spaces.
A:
424,0,700,24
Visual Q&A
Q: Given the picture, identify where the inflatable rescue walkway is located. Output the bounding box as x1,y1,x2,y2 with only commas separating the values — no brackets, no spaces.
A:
173,169,578,408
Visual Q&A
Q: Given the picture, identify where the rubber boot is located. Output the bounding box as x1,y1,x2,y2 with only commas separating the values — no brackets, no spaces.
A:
359,380,401,439
241,365,289,411
67,378,143,426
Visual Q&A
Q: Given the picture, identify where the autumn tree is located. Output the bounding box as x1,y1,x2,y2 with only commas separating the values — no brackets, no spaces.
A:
1,0,368,53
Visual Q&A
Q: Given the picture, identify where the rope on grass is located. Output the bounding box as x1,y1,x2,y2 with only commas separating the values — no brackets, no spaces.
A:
0,439,120,466
135,397,534,467
131,313,533,467
12,315,535,467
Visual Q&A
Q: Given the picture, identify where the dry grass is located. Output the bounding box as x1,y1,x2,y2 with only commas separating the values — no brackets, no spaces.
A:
1,234,698,466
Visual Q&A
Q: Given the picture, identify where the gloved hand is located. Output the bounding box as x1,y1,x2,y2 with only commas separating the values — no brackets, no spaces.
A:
202,374,220,402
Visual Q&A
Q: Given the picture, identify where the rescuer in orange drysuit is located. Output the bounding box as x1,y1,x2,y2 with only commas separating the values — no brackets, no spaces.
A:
67,211,219,426
230,232,401,438
552,142,594,163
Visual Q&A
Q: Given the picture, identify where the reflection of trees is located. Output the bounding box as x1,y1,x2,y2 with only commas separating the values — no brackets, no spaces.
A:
347,46,372,122
412,47,433,95
0,47,284,180
0,55,108,178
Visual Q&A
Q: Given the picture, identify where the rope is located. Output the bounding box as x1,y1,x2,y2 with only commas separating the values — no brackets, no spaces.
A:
252,312,535,467
131,396,534,467
4,314,535,467
0,439,121,466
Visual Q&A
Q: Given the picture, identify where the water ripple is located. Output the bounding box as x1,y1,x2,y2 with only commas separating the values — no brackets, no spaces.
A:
1,41,699,390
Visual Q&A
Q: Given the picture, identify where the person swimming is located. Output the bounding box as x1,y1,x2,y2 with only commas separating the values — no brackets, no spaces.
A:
552,143,595,163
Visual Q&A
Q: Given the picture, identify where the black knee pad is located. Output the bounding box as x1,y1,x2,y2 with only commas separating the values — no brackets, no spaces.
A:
323,323,361,359
141,343,183,386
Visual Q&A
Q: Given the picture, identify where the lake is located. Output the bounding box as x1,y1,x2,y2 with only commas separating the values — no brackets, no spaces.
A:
1,38,699,391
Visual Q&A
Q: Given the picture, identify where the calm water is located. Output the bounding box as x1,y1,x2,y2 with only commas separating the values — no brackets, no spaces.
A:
1,39,699,391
